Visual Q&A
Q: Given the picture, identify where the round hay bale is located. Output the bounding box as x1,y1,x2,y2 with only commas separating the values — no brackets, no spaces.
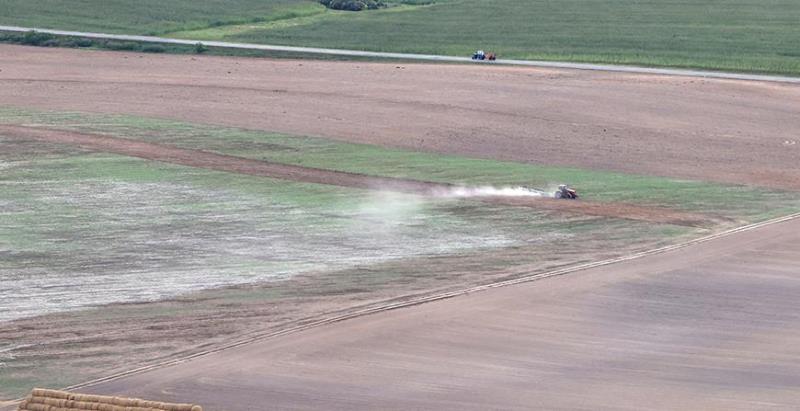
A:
26,396,45,404
140,401,160,409
191,406,203,411
112,397,129,406
30,388,47,397
86,394,104,403
38,389,70,400
40,398,62,407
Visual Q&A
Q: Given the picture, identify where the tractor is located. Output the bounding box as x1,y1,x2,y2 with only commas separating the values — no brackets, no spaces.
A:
554,184,578,199
472,50,497,61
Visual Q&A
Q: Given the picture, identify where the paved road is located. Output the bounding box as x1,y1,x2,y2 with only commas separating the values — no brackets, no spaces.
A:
76,217,800,410
1,25,799,84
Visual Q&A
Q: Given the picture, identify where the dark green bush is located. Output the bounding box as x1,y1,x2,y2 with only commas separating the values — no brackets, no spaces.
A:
1,33,95,48
319,0,386,11
141,44,166,53
104,41,140,51
194,42,209,54
21,31,55,46
0,33,22,42
74,38,94,47
40,39,61,47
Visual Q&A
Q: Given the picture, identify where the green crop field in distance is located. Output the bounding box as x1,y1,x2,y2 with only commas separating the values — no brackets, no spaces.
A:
0,0,318,35
2,0,799,75
213,0,800,75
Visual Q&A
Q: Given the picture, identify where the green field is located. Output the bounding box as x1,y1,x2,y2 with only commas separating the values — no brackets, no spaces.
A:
3,108,798,221
2,0,800,75
3,107,800,398
0,0,317,35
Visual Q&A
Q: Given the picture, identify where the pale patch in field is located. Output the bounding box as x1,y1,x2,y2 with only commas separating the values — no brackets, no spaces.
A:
0,181,521,322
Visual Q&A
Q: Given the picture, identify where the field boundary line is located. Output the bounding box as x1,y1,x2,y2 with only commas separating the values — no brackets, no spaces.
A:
10,211,784,397
1,25,800,84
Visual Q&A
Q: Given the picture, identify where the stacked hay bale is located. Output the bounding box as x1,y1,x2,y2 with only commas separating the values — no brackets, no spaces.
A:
17,388,202,411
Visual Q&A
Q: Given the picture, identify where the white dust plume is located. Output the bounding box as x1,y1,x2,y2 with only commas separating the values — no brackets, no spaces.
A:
432,185,554,198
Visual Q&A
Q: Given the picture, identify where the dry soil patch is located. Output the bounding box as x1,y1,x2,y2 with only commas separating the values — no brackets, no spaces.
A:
1,45,799,189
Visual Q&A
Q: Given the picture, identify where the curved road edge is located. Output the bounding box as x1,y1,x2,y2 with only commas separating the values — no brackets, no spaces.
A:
0,210,783,403
1,25,800,84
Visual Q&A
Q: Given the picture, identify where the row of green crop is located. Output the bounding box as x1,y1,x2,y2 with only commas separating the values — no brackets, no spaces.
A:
0,30,209,53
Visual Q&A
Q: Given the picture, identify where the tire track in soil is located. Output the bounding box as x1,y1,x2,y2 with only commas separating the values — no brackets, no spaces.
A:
0,125,714,227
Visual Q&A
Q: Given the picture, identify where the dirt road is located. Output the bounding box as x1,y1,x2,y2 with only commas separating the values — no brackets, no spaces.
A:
73,216,800,410
1,45,799,189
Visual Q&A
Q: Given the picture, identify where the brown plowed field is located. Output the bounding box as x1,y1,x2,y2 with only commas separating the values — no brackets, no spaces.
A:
1,45,799,190
2,45,800,410
79,216,800,410
0,125,712,226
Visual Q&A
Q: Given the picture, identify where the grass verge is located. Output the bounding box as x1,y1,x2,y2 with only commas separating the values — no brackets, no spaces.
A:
0,30,411,62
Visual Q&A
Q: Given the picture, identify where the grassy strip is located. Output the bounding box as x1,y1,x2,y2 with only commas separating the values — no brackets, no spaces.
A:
0,30,408,61
3,107,800,222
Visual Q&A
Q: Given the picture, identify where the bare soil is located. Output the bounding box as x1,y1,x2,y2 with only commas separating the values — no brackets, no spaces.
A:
73,217,800,410
0,236,654,405
2,45,799,408
0,125,713,226
1,45,799,189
